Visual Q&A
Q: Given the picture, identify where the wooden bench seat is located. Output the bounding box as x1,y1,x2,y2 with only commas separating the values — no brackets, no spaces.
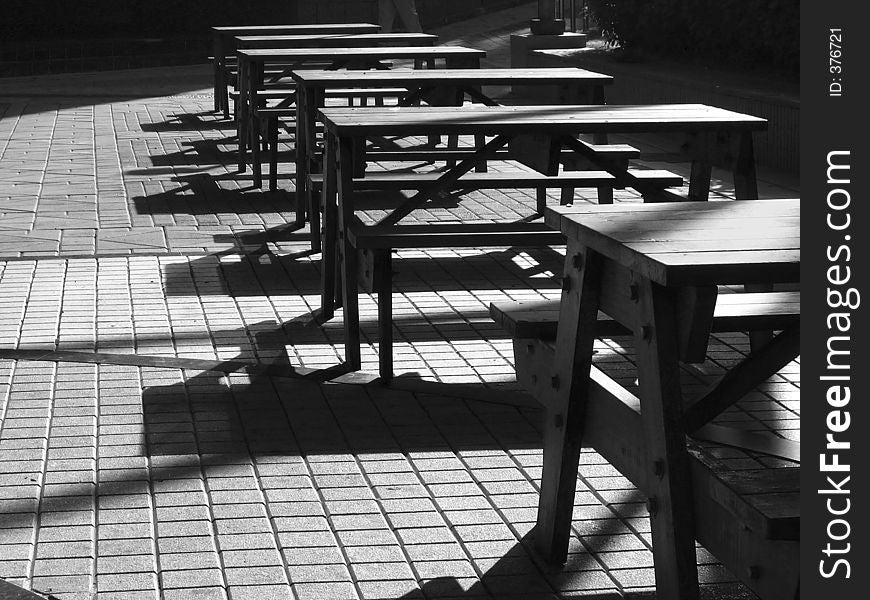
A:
308,169,684,221
489,290,800,341
309,169,682,192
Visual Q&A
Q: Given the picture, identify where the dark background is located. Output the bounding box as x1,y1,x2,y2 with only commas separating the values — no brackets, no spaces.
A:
0,0,530,77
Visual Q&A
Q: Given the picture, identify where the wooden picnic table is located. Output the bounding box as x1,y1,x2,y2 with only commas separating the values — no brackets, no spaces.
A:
291,67,615,232
235,46,486,177
234,32,438,49
525,198,800,600
211,23,380,117
316,103,768,368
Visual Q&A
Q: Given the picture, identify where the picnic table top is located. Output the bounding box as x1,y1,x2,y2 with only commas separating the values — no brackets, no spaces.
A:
236,45,487,61
544,199,800,287
291,67,614,86
234,33,438,46
213,23,379,35
317,103,769,136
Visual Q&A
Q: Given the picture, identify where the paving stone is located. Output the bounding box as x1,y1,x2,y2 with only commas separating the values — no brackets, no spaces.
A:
161,589,227,600
159,569,225,590
293,581,359,600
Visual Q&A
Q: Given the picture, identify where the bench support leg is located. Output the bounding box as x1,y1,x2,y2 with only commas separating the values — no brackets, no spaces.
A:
269,115,279,192
251,117,263,188
375,249,393,381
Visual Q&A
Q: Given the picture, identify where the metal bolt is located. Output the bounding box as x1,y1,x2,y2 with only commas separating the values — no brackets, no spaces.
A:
554,414,564,428
551,375,560,389
747,566,761,580
531,374,538,384
561,276,571,292
526,344,535,355
646,497,659,515
653,460,665,479
629,284,639,301
641,325,652,340
572,252,584,269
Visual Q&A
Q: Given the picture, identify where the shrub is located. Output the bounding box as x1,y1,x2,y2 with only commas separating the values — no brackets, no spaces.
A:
585,0,798,76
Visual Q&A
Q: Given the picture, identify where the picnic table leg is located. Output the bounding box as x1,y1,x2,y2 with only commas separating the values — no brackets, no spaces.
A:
320,133,339,320
237,58,249,173
337,135,362,370
250,62,265,188
730,130,775,350
375,249,393,380
268,114,279,192
213,34,222,113
295,86,315,241
535,242,604,564
633,277,700,600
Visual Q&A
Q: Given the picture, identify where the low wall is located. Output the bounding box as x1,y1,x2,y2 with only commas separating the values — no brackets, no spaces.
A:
528,48,800,175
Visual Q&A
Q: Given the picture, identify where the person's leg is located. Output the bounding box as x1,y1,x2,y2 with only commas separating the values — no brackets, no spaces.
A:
378,0,397,33
394,0,423,32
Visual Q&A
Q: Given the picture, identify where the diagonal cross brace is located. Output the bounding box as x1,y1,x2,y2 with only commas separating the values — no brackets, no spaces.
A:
374,133,514,227
681,324,800,433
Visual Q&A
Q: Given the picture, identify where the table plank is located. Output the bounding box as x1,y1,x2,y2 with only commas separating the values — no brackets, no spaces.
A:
292,67,614,86
213,23,380,35
319,104,767,136
238,45,486,61
235,33,438,48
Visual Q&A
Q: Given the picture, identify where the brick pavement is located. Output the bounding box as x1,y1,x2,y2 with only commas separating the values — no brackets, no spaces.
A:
0,2,798,598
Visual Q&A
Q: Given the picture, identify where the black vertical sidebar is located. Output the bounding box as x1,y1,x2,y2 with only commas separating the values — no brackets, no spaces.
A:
801,1,869,598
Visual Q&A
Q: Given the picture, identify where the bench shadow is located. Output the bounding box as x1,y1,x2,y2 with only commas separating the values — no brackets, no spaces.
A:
161,245,563,298
139,111,236,133
132,173,297,216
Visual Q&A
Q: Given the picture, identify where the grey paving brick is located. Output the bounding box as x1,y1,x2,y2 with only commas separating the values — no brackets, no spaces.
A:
32,557,93,577
97,537,155,557
357,579,421,599
160,568,225,589
221,549,284,569
157,536,216,555
95,571,159,592
287,563,353,584
226,586,289,600
160,589,227,600
223,565,288,586
293,581,359,600
97,554,157,574
31,574,94,596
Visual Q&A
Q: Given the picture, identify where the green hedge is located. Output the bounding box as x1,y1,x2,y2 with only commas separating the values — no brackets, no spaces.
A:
586,0,798,76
